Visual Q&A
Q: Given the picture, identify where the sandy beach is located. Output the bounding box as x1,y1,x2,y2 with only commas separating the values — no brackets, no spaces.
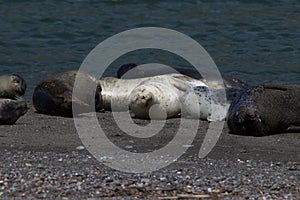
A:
0,102,299,199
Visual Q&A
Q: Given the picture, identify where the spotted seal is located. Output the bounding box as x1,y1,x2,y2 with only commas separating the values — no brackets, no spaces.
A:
0,99,28,125
0,74,27,100
32,71,102,117
99,76,147,111
100,73,207,112
100,73,229,120
181,86,230,121
227,83,300,136
128,74,209,119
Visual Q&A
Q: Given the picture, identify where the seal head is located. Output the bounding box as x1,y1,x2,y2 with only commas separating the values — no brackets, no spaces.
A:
0,99,28,125
0,74,27,100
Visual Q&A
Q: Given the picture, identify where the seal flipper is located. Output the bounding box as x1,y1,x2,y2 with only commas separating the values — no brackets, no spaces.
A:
33,89,57,114
169,77,191,92
33,89,72,116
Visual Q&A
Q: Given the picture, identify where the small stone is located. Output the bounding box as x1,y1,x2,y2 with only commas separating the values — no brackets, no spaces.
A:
76,146,85,150
124,145,133,150
136,183,144,188
25,163,32,167
240,149,247,153
182,144,194,148
141,178,150,184
186,185,192,193
37,164,45,169
160,177,167,182
270,183,281,190
287,166,298,171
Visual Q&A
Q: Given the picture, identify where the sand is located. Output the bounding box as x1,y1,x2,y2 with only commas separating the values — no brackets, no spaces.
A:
0,102,299,199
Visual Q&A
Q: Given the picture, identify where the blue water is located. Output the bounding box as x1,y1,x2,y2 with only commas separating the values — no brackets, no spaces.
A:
1,0,299,99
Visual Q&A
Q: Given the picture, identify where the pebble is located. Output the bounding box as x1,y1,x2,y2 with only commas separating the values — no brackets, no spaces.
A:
76,146,85,150
124,145,133,150
182,145,194,148
0,150,298,199
160,177,167,182
141,178,150,184
37,164,46,169
25,163,32,167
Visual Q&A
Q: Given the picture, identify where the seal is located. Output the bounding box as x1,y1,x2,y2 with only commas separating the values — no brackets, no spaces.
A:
32,71,102,117
227,83,300,136
181,86,229,121
0,74,27,100
100,74,207,113
101,73,232,120
128,74,206,119
117,63,248,91
0,99,28,125
99,76,147,111
99,74,205,118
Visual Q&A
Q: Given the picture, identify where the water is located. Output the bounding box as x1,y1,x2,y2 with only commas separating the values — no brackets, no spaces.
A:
1,0,299,100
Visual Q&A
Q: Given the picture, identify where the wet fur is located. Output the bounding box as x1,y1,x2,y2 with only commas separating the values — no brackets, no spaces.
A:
32,71,102,117
0,99,28,125
227,83,300,136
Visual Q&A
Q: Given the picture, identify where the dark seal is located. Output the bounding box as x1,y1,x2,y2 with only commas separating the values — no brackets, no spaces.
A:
117,63,248,101
227,83,300,136
117,63,248,88
32,71,102,117
0,99,28,125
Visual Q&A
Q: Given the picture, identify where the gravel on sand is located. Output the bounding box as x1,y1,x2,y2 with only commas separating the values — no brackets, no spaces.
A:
0,103,299,199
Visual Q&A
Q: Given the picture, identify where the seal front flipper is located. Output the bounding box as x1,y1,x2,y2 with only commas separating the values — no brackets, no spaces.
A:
170,77,190,92
170,74,207,92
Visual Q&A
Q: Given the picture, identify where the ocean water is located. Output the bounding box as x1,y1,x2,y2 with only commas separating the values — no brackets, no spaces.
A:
0,0,299,99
